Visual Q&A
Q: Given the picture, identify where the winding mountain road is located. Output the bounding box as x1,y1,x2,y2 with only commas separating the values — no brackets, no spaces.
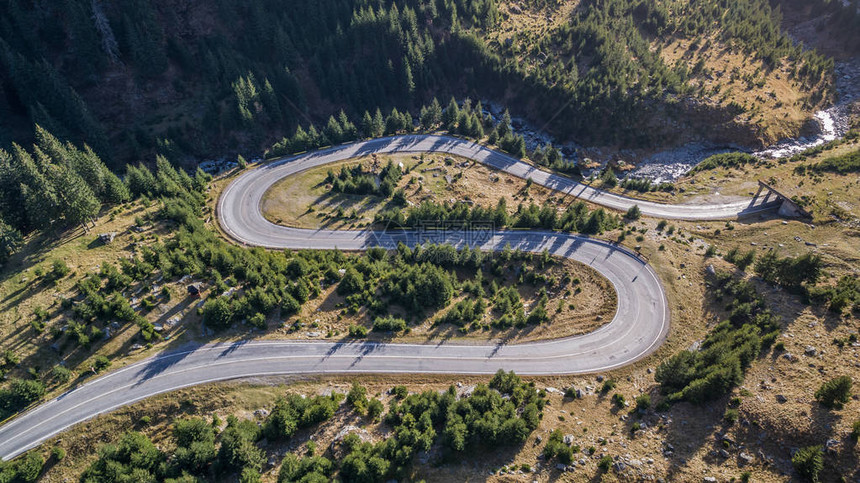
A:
0,134,770,460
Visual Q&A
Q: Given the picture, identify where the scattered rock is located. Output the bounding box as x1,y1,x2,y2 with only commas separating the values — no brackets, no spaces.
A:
254,409,269,418
739,452,754,465
804,346,817,356
703,477,717,483
98,232,117,244
719,449,730,458
825,439,840,455
556,464,567,471
776,394,788,403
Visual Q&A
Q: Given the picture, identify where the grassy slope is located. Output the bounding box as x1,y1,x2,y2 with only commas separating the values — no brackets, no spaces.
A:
482,1,835,147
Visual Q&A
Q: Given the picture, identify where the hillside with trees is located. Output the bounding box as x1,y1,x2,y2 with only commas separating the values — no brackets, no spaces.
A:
0,0,853,167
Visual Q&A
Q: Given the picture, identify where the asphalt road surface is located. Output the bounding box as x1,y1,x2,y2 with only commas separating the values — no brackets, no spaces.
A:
222,134,777,225
1,133,755,460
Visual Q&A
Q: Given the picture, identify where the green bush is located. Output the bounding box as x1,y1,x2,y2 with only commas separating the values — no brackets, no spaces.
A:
217,417,264,473
347,383,368,412
600,379,616,393
348,325,368,338
366,399,384,420
248,312,266,330
634,394,650,411
202,297,234,331
0,379,46,419
625,204,641,220
264,394,342,440
807,148,860,174
278,453,333,483
543,429,574,464
691,152,758,173
46,259,71,282
12,452,44,482
754,252,822,289
51,366,72,384
792,445,823,482
372,315,407,333
172,418,216,474
51,446,66,461
392,385,408,399
814,375,852,409
598,455,613,471
81,432,163,482
724,408,739,424
93,356,111,373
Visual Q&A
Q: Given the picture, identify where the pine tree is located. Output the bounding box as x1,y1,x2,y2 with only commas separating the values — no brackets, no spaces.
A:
33,124,70,164
443,97,460,130
338,110,357,140
470,113,484,138
385,108,401,135
13,144,61,230
403,58,415,95
324,115,343,144
260,78,283,123
400,109,413,133
0,216,22,264
292,125,310,152
429,98,443,126
91,0,121,63
0,148,25,230
125,163,157,198
371,108,385,138
498,109,512,138
46,162,100,231
101,166,130,204
307,124,326,147
419,105,433,130
360,111,374,138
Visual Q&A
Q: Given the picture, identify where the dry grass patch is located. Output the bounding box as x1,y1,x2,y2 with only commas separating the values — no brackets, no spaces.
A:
261,152,581,230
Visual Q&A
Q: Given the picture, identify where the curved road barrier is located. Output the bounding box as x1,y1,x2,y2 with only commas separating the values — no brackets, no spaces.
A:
0,134,724,460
